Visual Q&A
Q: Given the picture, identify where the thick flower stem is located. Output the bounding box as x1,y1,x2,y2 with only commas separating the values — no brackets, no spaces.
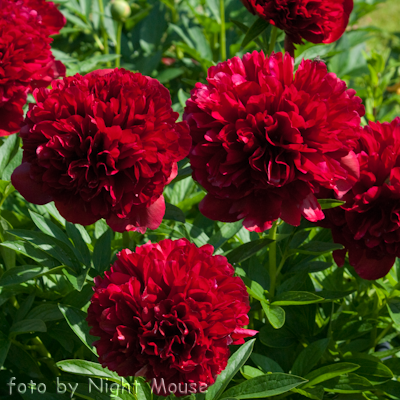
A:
220,0,226,61
268,25,278,55
116,22,123,68
268,221,278,299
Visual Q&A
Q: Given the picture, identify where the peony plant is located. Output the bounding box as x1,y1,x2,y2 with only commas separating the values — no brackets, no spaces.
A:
0,0,400,400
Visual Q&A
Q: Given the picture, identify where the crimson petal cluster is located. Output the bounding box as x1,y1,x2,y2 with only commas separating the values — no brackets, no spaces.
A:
240,0,353,54
184,51,364,232
321,117,400,280
11,69,191,232
0,0,66,135
87,238,256,396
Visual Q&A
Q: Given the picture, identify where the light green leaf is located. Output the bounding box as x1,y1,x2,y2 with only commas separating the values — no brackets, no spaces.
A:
262,303,285,329
205,339,255,400
317,199,346,210
272,291,324,306
209,221,243,250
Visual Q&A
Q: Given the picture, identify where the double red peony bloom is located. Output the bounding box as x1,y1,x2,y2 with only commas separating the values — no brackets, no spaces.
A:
12,69,191,232
184,51,364,232
321,117,400,280
240,0,353,54
87,239,256,396
0,0,66,135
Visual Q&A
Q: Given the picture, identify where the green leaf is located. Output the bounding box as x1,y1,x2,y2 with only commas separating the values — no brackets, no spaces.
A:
292,338,330,376
343,357,393,384
27,303,63,322
387,300,400,325
0,134,19,176
66,222,91,267
164,202,186,223
209,221,243,250
317,199,346,210
10,319,47,335
262,303,285,329
93,228,112,273
241,366,264,380
57,360,123,383
226,238,273,264
205,339,255,400
383,380,400,399
205,0,220,23
303,363,360,388
291,386,324,400
250,353,283,373
0,265,63,286
0,331,11,368
157,68,184,83
241,17,270,48
221,373,306,399
135,377,152,400
58,304,98,355
259,324,296,348
323,373,372,393
272,291,324,306
297,241,344,255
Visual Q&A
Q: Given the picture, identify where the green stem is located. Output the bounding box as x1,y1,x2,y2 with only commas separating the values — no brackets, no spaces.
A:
116,22,123,68
268,25,278,55
220,0,226,61
98,0,110,66
268,221,278,299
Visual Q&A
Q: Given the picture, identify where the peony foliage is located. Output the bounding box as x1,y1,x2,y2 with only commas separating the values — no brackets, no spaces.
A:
0,1,400,400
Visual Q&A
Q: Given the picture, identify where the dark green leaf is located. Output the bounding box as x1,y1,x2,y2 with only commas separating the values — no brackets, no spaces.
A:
259,324,296,348
58,304,98,355
250,353,284,373
209,221,243,250
387,300,400,325
10,319,47,335
93,228,112,273
164,202,186,223
292,338,330,376
0,265,63,286
343,357,393,384
241,18,270,48
27,303,63,322
0,331,10,368
221,373,306,399
304,363,360,388
226,238,273,264
66,222,92,267
323,373,372,393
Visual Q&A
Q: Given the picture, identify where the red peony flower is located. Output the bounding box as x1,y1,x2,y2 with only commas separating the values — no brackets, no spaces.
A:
12,69,191,232
20,0,66,35
184,51,364,232
0,0,66,135
321,117,400,280
240,0,353,54
87,238,256,396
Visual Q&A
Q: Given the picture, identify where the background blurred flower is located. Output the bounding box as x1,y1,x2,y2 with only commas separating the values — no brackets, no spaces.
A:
0,0,65,135
87,238,256,396
12,69,191,232
321,117,400,280
184,51,364,232
240,0,353,54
